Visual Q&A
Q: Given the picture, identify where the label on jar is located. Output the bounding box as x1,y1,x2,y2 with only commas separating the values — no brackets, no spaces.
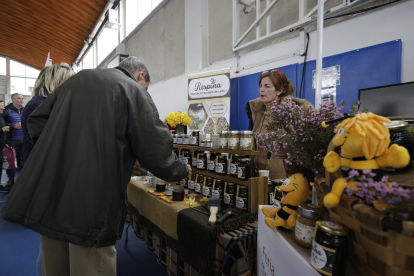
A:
223,193,233,204
192,158,197,167
211,189,221,199
235,197,247,209
295,220,315,246
173,137,177,143
180,156,189,164
202,186,210,196
215,163,225,173
240,137,252,149
190,137,198,145
218,138,228,147
229,163,237,174
177,137,183,144
197,160,205,169
183,138,190,145
165,186,173,196
205,142,212,148
194,183,201,192
228,138,239,147
238,167,245,179
180,179,187,186
269,192,274,204
188,181,195,189
207,161,215,170
311,241,336,275
273,200,282,209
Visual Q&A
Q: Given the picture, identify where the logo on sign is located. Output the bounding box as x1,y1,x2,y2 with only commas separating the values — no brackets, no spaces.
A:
189,74,230,99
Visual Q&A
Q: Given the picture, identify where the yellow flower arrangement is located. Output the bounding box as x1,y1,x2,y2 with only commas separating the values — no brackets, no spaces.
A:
165,111,192,127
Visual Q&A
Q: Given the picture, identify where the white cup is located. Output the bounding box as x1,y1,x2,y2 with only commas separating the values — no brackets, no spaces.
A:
258,170,269,177
184,189,189,195
149,177,157,187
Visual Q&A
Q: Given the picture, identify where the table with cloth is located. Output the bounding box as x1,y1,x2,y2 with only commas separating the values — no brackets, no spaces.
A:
126,179,258,276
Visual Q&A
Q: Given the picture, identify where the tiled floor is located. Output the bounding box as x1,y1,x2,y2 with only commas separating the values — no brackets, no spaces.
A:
0,170,168,276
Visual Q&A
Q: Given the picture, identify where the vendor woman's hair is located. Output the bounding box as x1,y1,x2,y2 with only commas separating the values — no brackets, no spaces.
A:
259,70,295,97
118,56,151,83
32,63,75,97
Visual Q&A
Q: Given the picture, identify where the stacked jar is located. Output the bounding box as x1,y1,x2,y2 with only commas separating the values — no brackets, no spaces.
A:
191,130,201,146
228,131,240,150
219,131,229,149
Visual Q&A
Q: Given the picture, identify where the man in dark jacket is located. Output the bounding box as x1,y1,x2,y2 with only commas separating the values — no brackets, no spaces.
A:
2,93,24,187
1,57,190,275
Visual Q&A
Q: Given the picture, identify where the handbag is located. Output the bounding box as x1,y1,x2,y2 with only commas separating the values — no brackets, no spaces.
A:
3,147,17,170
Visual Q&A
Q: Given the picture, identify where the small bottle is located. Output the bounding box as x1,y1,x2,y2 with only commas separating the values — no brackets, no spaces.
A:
165,183,174,196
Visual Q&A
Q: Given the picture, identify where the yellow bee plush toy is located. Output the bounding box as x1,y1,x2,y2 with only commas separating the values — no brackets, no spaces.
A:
322,112,410,208
262,173,311,230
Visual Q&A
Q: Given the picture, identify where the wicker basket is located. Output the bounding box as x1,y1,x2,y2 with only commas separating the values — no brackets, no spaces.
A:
313,142,414,276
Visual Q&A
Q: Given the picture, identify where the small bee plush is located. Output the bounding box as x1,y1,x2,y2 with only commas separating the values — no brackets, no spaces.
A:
262,173,311,230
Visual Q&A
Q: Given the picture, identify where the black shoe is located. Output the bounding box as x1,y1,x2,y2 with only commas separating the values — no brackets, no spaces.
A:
0,186,10,193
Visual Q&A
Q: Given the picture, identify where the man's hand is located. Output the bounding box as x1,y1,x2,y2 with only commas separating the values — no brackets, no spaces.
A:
3,144,9,149
13,123,21,129
2,126,9,132
187,164,192,178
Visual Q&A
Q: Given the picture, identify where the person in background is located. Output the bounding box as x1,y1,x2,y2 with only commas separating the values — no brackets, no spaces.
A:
1,56,190,276
20,62,75,276
22,63,76,163
246,69,314,180
2,93,24,188
0,100,10,192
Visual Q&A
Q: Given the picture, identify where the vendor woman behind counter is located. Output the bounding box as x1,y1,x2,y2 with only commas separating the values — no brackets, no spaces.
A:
246,69,314,180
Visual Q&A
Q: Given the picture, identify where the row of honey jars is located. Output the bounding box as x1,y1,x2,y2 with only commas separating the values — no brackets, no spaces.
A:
184,173,224,199
218,130,254,150
223,182,248,211
192,151,251,180
173,130,201,146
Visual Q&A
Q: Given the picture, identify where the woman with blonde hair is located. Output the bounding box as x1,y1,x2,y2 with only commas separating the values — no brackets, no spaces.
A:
22,63,75,161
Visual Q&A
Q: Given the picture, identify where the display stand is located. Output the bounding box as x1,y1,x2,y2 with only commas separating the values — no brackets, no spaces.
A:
174,144,267,213
257,205,359,276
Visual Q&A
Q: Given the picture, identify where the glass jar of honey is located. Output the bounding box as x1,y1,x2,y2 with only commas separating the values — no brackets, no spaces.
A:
240,131,254,150
219,131,229,149
228,131,240,150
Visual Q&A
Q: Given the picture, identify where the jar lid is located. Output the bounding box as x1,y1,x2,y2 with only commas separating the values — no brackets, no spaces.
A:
241,130,253,135
298,203,325,220
212,134,220,137
239,185,248,190
215,179,224,183
227,182,235,186
272,179,284,184
192,130,201,133
220,131,229,134
172,134,177,137
206,176,213,179
317,221,348,236
239,158,251,161
230,131,240,134
383,120,408,131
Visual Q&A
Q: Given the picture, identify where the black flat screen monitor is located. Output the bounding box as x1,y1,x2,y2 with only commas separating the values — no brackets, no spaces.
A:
359,81,414,117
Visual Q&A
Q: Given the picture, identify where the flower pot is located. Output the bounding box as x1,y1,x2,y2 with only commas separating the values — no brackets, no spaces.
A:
176,124,185,134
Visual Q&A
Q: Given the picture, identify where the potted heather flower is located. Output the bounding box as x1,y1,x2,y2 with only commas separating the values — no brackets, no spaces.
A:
255,100,345,176
345,169,414,221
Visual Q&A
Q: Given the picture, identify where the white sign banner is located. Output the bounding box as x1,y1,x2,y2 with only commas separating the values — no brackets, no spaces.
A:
188,69,231,133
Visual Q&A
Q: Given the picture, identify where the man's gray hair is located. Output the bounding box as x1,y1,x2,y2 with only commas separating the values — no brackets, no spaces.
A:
118,56,150,83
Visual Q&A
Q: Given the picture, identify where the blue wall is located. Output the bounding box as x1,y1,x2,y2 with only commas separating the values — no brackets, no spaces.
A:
230,40,402,130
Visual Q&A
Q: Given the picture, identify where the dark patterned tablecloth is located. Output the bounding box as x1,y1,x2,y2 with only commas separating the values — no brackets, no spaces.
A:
126,212,258,276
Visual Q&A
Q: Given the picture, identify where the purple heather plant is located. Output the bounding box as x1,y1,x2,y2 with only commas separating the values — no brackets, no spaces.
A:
345,169,414,221
255,99,345,174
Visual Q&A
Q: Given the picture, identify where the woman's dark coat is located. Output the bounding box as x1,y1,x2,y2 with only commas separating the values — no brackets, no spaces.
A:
1,67,188,248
